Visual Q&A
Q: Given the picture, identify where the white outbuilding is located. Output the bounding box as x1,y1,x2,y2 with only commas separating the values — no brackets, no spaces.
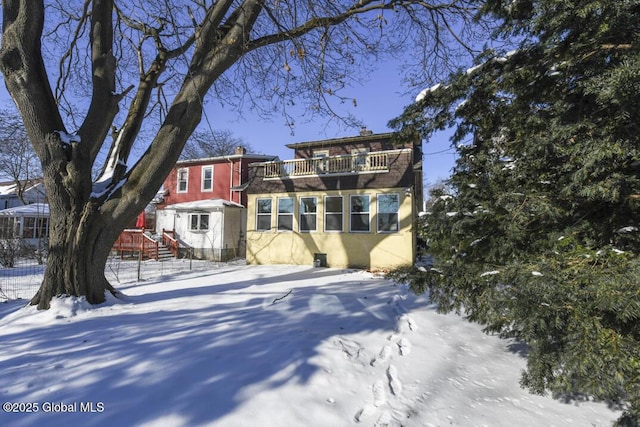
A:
155,199,246,261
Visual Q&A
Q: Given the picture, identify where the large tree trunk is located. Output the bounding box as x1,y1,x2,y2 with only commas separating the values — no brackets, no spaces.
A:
29,156,121,309
31,211,117,309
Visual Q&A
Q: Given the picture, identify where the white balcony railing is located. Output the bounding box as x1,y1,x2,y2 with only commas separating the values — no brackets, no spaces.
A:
264,151,390,178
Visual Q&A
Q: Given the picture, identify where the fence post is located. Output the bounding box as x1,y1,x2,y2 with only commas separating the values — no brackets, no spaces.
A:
137,232,143,281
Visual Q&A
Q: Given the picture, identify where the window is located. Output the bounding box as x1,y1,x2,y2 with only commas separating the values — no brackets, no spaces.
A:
36,217,48,238
256,198,272,231
313,150,329,173
0,217,14,238
377,194,400,233
22,217,35,238
324,196,343,232
351,148,369,170
177,168,188,193
350,195,370,232
21,217,48,239
277,197,294,231
202,166,213,191
189,213,209,231
299,197,317,232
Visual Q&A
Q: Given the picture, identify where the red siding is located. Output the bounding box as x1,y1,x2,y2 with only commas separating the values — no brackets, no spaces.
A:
158,157,270,209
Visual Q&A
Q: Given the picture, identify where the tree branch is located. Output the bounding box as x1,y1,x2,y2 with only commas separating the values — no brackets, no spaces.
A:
0,0,65,158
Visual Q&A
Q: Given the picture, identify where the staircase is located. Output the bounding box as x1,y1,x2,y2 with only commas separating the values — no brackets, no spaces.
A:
157,244,175,261
113,229,180,261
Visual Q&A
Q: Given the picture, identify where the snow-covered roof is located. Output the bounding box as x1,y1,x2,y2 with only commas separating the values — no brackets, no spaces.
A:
0,183,18,196
176,153,277,166
0,203,49,217
0,181,44,197
162,199,243,211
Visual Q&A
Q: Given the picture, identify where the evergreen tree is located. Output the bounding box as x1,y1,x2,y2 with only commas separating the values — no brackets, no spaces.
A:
390,1,640,424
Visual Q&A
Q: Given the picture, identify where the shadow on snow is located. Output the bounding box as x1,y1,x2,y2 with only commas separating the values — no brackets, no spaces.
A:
0,266,409,426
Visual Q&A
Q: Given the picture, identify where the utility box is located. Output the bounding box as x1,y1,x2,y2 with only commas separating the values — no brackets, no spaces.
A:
313,253,327,267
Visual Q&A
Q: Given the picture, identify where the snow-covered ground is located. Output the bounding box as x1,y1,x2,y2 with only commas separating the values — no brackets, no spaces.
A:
0,263,621,426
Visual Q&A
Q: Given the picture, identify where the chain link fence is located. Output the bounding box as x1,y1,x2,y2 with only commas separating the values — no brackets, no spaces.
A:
1,254,242,302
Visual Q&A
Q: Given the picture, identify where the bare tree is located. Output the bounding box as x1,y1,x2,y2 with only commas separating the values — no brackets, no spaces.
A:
180,129,253,160
0,108,42,204
0,0,479,309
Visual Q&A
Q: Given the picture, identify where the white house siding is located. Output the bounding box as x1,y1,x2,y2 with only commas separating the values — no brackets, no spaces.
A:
155,199,245,261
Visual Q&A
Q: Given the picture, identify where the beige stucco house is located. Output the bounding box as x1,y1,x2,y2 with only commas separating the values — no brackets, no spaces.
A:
244,130,423,270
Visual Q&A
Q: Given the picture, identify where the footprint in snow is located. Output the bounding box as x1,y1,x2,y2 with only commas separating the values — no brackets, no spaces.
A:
387,365,403,395
397,337,412,356
374,410,393,427
372,380,387,407
354,405,376,423
395,314,418,334
336,337,364,360
370,345,392,367
407,316,417,331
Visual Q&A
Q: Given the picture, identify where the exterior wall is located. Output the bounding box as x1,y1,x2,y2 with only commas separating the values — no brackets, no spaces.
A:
222,207,247,259
159,156,274,209
245,189,416,270
155,206,246,261
162,160,236,206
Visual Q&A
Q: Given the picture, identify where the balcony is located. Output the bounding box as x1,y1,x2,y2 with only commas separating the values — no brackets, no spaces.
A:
263,151,392,179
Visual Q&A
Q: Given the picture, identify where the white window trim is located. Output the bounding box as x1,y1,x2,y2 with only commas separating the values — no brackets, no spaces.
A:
177,168,189,193
299,197,318,233
324,195,343,232
377,193,400,234
256,198,272,232
201,165,214,192
277,197,295,232
188,213,210,232
349,194,371,233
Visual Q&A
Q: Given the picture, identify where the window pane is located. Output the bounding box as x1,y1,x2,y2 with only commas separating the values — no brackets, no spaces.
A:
277,215,293,231
300,197,317,232
257,216,271,231
350,195,370,232
351,195,369,213
202,167,213,190
325,196,342,213
378,194,399,232
378,194,399,213
23,217,36,238
300,197,317,214
190,215,198,230
36,217,48,238
256,198,272,231
199,214,209,230
378,213,399,232
278,198,294,213
178,169,188,192
257,199,272,214
325,213,343,231
350,214,369,232
325,196,343,232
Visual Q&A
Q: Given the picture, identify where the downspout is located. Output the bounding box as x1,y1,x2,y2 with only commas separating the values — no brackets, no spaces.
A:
224,156,234,203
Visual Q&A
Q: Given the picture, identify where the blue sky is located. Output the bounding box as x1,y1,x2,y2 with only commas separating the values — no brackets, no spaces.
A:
203,62,457,186
0,61,457,187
